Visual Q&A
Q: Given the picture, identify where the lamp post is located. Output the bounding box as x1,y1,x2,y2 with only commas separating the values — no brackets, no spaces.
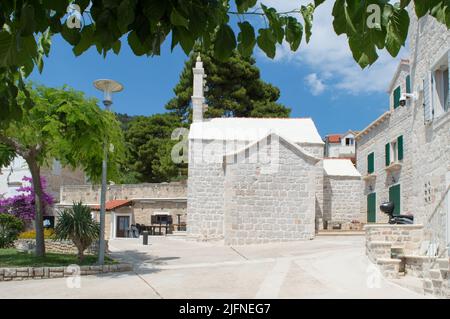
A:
93,79,123,264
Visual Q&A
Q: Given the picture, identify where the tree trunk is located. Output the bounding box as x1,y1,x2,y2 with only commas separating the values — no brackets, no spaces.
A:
26,157,46,257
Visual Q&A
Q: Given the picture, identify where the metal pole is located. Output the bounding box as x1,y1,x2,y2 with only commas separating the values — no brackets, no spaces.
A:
98,103,110,265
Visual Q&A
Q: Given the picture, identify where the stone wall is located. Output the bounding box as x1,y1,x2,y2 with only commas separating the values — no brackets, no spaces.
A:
356,12,450,234
187,139,231,240
14,239,108,255
0,263,132,281
187,136,323,243
356,108,414,224
222,136,320,245
60,182,187,204
365,224,424,262
322,175,363,228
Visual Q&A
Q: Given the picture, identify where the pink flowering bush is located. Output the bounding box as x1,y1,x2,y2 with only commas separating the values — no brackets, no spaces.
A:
0,176,54,221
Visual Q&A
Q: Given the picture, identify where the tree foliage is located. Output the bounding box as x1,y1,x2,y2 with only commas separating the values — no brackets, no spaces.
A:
122,113,187,183
1,1,449,123
0,213,24,248
0,84,124,256
54,202,100,261
166,47,291,121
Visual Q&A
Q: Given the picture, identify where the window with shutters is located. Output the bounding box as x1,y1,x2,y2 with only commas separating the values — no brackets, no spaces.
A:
426,50,449,121
367,152,374,174
385,135,404,167
393,86,401,109
406,75,411,94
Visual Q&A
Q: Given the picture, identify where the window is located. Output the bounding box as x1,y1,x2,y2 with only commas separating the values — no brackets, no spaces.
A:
393,86,401,109
345,137,353,146
425,51,449,121
385,135,404,166
406,75,411,94
367,152,374,174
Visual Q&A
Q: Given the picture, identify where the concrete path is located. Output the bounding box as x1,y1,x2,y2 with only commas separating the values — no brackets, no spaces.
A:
0,236,430,299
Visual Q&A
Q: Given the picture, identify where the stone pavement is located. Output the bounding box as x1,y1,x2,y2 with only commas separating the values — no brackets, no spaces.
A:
0,236,431,299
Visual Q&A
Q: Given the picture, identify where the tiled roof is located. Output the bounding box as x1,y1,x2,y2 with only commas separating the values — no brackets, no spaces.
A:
91,199,132,211
326,134,341,143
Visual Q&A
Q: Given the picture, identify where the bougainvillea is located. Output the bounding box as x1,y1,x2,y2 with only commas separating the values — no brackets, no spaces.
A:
0,176,54,221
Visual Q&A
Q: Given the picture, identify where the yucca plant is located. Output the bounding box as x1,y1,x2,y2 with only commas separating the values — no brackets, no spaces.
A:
55,202,100,261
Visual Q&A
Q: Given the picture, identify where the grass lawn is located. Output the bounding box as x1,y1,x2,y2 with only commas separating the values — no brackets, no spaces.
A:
0,248,116,267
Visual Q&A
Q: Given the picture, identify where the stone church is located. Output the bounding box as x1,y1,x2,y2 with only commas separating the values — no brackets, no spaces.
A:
186,56,362,245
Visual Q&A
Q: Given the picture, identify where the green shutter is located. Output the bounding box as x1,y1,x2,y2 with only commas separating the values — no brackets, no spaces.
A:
367,193,376,223
385,143,390,166
393,86,401,109
406,75,411,94
389,184,401,216
397,135,403,161
367,152,374,174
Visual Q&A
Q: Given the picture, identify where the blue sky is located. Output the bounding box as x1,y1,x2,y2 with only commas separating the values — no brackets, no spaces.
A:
30,1,407,137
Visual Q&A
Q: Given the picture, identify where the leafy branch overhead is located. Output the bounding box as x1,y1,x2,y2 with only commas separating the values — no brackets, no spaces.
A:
0,0,449,121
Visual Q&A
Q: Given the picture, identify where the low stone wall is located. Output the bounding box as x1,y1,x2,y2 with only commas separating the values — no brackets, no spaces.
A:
0,263,132,281
365,224,424,261
14,239,108,255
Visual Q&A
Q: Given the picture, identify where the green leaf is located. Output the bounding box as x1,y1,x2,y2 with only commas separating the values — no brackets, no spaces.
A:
127,31,148,56
73,25,94,56
400,0,412,9
170,8,189,28
314,0,326,7
174,27,195,55
413,0,430,18
236,0,257,13
214,24,236,61
0,31,17,67
332,0,346,35
257,28,276,58
343,3,357,35
19,4,36,37
261,4,284,44
117,0,136,33
237,21,256,57
301,4,315,43
349,34,378,68
61,24,81,46
385,7,410,57
112,40,121,55
285,17,303,51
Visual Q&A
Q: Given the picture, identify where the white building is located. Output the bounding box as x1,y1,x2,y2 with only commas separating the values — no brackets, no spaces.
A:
324,131,357,162
186,56,362,244
0,156,85,204
356,10,450,252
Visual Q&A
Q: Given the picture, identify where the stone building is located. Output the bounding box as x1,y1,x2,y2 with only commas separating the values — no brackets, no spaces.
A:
323,130,358,163
356,9,449,251
187,56,363,244
321,159,362,230
57,182,187,239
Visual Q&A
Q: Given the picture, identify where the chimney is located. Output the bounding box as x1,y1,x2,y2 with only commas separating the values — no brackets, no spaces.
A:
192,54,206,122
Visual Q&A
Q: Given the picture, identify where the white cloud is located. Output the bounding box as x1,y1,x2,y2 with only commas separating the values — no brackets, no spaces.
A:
305,73,326,95
258,0,409,95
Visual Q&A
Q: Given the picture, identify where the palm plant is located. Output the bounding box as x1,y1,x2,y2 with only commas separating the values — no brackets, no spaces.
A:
55,202,100,261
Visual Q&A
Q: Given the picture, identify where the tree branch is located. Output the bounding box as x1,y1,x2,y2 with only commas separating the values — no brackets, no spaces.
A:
0,134,28,157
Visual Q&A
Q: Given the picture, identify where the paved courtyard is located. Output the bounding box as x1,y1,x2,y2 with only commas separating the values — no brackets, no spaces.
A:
0,236,429,299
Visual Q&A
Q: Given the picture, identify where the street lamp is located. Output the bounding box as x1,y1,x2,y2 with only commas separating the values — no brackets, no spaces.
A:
93,79,123,264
